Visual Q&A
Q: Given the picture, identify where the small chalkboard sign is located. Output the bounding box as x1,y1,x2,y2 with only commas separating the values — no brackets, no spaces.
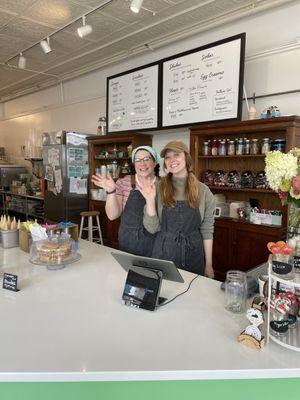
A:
2,273,19,292
293,256,300,270
270,320,289,334
272,261,293,275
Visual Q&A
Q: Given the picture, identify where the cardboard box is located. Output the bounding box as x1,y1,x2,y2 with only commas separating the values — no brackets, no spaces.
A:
19,225,31,253
19,223,78,253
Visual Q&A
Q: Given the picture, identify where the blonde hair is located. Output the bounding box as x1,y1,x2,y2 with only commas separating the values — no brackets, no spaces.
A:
160,151,200,208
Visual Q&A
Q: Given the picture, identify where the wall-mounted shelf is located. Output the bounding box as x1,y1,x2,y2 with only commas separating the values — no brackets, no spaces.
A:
207,186,275,194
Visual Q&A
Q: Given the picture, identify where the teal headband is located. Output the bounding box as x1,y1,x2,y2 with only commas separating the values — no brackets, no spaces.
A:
131,146,160,164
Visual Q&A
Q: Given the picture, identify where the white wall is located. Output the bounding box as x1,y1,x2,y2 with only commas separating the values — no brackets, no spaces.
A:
0,1,300,166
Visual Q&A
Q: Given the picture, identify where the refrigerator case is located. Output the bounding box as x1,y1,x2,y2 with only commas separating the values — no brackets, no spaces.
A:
0,165,28,189
42,131,90,224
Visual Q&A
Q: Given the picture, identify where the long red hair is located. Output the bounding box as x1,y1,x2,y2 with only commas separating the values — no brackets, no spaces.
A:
160,151,200,208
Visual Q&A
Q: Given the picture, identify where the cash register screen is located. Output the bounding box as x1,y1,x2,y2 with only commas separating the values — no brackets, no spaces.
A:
122,266,162,311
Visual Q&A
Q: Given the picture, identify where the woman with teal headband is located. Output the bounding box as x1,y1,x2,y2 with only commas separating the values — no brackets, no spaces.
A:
91,146,160,256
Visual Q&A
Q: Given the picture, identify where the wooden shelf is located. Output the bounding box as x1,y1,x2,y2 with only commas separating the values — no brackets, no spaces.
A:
207,186,275,194
199,154,265,159
94,156,131,161
190,117,300,281
88,132,152,248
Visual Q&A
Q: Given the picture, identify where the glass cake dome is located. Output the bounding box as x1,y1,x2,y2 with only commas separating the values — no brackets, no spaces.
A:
29,233,81,270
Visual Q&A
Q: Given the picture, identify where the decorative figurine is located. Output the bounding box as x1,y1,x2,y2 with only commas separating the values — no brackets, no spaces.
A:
238,307,265,350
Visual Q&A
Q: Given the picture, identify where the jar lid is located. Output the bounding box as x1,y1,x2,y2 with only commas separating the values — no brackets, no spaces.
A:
263,138,270,141
273,139,286,142
251,138,258,142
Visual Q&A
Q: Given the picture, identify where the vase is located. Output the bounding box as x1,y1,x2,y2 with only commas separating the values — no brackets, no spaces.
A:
287,203,300,240
287,203,300,274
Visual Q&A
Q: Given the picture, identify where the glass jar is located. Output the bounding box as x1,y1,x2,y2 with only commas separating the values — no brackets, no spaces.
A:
244,139,250,155
202,141,210,156
218,140,226,156
261,138,271,154
211,139,219,156
227,140,235,156
271,253,294,281
224,270,247,313
250,138,260,155
236,139,244,155
97,117,106,135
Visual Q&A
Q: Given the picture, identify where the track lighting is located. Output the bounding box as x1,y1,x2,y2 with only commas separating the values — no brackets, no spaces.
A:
130,0,143,13
40,37,52,54
77,15,93,38
18,53,26,69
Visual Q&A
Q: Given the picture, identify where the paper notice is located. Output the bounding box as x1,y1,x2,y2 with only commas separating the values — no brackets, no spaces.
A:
45,165,54,181
55,169,62,193
48,148,60,166
69,177,87,194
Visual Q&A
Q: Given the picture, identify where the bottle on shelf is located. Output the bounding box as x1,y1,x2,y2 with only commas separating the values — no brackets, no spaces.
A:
211,139,219,156
250,138,260,155
218,140,227,156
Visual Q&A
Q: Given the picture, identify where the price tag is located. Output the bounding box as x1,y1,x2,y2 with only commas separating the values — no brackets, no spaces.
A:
272,261,293,275
2,273,19,292
293,256,300,270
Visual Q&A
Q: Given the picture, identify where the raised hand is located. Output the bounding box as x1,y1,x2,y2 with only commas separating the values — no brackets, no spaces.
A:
91,173,115,193
139,181,156,204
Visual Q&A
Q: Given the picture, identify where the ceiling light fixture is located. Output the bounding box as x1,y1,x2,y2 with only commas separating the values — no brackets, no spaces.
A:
130,0,143,13
77,15,93,38
40,37,52,54
18,53,26,69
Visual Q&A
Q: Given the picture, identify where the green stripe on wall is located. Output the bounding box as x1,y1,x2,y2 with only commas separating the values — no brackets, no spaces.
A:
0,379,300,400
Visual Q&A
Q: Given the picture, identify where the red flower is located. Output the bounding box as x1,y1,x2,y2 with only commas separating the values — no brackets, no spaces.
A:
292,175,300,194
278,189,288,200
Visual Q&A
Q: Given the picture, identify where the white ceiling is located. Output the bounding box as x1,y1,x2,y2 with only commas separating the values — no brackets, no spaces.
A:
0,0,294,102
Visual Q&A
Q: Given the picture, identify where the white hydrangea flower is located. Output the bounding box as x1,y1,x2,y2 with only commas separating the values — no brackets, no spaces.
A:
265,151,298,191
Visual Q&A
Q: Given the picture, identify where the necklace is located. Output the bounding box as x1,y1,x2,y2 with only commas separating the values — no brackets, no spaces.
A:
135,174,156,188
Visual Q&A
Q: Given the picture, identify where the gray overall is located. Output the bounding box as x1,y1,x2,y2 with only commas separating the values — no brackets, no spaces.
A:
118,182,156,257
151,201,205,275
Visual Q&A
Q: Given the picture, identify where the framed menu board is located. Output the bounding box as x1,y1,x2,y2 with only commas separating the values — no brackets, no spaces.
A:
162,33,246,128
107,63,160,133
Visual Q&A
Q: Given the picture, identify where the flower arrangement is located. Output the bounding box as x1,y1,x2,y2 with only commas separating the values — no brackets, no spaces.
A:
265,148,300,232
265,148,300,206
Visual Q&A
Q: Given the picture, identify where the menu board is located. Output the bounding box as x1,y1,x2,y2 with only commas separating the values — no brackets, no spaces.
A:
162,34,245,128
107,64,159,133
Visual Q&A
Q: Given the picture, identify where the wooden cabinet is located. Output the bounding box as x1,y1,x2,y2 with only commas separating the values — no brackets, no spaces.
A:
213,218,281,281
190,116,300,281
87,133,152,248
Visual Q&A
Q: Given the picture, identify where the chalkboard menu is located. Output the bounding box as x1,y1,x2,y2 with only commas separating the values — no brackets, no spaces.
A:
161,33,245,128
107,63,159,133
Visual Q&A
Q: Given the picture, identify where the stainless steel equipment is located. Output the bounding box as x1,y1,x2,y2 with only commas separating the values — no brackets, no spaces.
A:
42,131,90,224
0,165,27,189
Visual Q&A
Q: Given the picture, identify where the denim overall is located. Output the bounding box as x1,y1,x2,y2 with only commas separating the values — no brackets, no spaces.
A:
151,201,205,275
118,179,156,257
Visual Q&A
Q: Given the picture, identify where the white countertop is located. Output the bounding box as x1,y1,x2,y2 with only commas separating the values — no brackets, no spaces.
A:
0,241,300,382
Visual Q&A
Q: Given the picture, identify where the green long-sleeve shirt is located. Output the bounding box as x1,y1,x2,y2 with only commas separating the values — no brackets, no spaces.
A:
143,176,215,240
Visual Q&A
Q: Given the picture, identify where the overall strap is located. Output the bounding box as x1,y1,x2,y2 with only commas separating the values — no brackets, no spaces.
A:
130,174,136,189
